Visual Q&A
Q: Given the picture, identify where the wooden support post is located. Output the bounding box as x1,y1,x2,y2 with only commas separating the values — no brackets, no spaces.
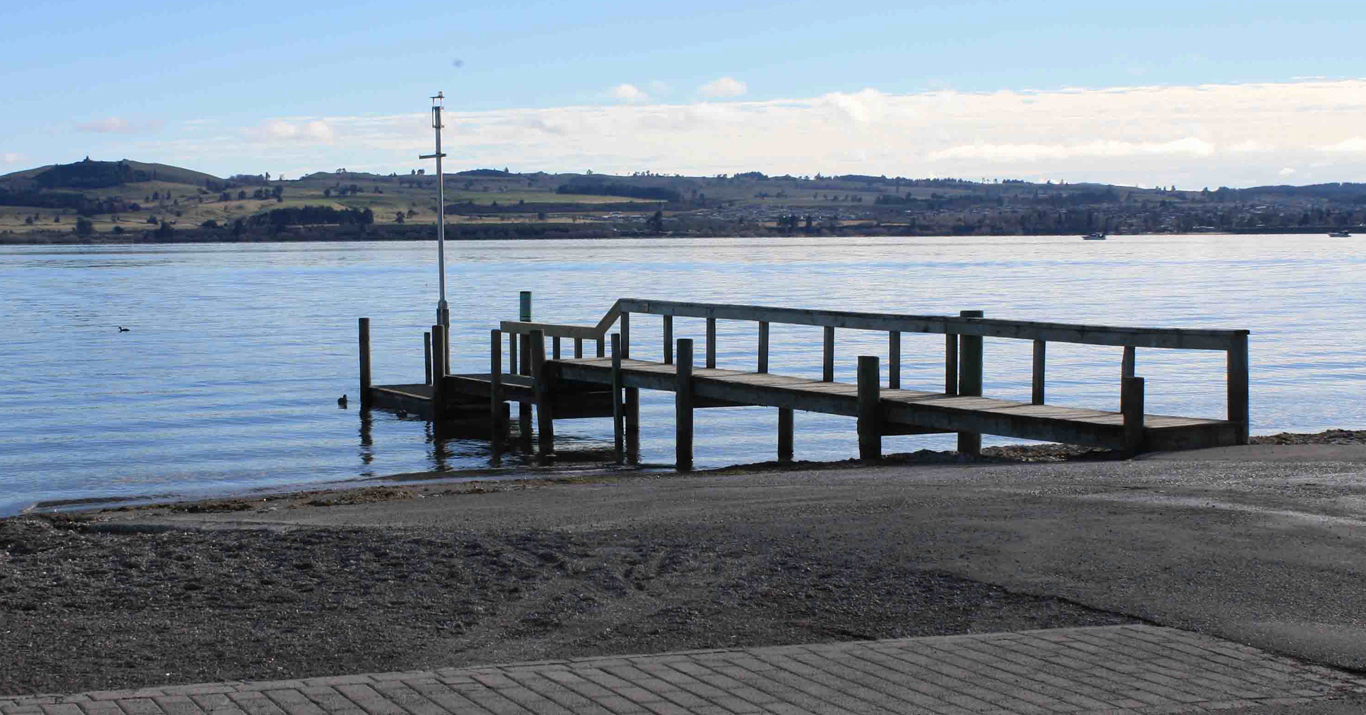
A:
888,331,901,390
706,317,717,369
508,332,517,378
1122,346,1136,379
663,315,673,365
553,336,561,360
424,331,432,386
597,337,605,358
823,326,835,382
676,338,694,471
620,313,638,463
531,330,553,464
611,333,624,464
490,329,503,464
518,327,532,454
575,338,583,359
358,318,371,409
1032,339,1046,405
945,333,958,396
957,310,984,457
858,355,881,460
429,324,445,418
758,321,769,373
778,409,794,463
1122,376,1145,455
1228,333,1249,445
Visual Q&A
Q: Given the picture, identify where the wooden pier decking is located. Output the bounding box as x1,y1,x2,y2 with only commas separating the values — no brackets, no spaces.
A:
362,297,1249,468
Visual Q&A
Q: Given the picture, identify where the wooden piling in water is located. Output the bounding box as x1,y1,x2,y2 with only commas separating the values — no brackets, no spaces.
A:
888,331,900,390
1122,346,1136,379
663,315,673,365
957,310,984,457
489,329,503,463
358,318,371,409
531,330,553,464
858,355,881,460
706,317,717,369
611,333,624,464
823,326,835,382
518,294,532,454
621,312,639,463
429,323,445,417
1122,376,1145,455
1032,339,1045,405
1228,332,1249,445
944,333,959,396
676,338,694,471
424,331,432,386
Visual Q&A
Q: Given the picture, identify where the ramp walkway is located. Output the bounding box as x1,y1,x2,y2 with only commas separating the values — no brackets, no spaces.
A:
6,626,1363,714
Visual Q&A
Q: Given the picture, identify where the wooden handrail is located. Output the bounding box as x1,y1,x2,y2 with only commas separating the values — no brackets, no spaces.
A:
500,297,1247,351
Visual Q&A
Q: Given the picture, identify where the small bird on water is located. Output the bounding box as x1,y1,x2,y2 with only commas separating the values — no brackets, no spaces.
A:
118,326,130,332
337,394,348,408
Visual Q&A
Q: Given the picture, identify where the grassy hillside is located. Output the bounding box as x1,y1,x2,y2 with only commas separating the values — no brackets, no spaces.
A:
3,159,1364,242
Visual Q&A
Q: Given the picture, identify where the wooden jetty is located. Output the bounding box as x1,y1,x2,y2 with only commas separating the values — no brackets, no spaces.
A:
362,297,1250,468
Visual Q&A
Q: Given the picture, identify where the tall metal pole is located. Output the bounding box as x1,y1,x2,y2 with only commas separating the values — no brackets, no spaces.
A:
420,92,450,330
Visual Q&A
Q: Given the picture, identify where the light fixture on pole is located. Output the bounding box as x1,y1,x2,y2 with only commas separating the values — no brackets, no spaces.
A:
419,91,449,330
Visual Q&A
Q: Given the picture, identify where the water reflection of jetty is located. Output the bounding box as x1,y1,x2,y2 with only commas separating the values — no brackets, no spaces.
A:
359,295,1250,470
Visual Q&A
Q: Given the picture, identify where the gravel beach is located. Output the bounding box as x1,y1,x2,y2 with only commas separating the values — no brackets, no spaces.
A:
3,430,1364,697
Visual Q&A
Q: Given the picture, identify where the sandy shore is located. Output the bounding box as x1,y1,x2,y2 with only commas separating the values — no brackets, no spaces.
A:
3,431,1364,697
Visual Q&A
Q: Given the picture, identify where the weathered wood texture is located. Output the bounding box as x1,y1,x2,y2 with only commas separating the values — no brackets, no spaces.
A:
676,338,694,471
957,310,984,457
858,355,881,460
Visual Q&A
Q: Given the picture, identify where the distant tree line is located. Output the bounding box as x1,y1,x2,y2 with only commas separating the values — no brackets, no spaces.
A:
557,178,681,202
247,205,374,229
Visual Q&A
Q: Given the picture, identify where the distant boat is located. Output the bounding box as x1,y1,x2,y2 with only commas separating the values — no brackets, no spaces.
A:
1083,232,1107,240
1329,230,1351,237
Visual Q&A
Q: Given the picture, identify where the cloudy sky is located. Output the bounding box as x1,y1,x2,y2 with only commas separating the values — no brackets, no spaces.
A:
3,0,1365,187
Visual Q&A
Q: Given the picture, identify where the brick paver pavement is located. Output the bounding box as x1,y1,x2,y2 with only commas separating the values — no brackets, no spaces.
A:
5,626,1366,715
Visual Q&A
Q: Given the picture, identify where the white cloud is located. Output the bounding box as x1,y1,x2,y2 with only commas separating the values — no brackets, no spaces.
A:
699,76,747,98
75,116,162,134
245,119,335,144
2,152,21,164
610,84,649,103
1279,167,1297,177
1321,136,1366,153
929,137,1216,163
134,78,1366,188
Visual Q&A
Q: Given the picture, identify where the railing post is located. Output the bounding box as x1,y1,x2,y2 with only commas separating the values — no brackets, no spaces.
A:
621,312,638,463
514,295,532,453
553,336,561,360
1122,346,1136,378
944,332,958,396
575,337,584,359
611,332,624,465
531,330,553,464
823,326,835,382
778,409,794,463
758,321,769,373
490,329,503,464
706,317,717,369
424,330,432,386
1228,333,1249,445
676,338,694,471
358,318,371,409
888,331,900,390
858,355,881,460
1122,376,1145,455
597,337,605,358
430,323,445,419
663,315,673,365
957,310,984,457
1032,339,1045,405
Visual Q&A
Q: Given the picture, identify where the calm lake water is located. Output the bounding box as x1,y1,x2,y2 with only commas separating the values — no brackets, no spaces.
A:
1,235,1363,515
